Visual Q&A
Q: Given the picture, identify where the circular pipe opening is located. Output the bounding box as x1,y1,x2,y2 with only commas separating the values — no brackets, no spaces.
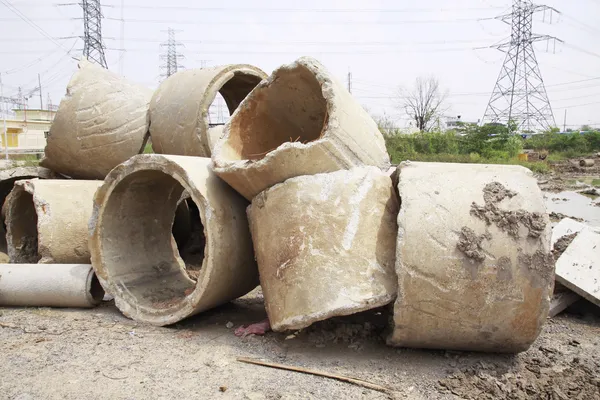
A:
224,65,327,161
100,169,206,310
88,273,106,304
7,190,40,263
208,71,263,127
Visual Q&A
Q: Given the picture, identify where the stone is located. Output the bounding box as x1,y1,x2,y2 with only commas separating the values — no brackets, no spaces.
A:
89,154,258,326
41,59,152,179
212,57,390,200
5,179,102,264
149,65,267,156
389,162,553,353
247,167,398,331
555,228,600,308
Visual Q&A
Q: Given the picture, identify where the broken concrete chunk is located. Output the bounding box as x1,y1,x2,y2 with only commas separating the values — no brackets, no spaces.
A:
247,167,399,331
212,57,390,200
551,218,600,247
389,162,553,353
5,179,102,264
89,155,258,326
0,264,104,308
555,228,600,308
41,59,152,179
149,65,267,157
548,290,581,318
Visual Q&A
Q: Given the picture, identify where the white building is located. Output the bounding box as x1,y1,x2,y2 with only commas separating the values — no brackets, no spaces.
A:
1,108,55,152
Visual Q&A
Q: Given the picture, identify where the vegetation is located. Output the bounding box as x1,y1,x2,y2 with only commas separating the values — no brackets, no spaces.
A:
399,76,447,132
383,122,600,174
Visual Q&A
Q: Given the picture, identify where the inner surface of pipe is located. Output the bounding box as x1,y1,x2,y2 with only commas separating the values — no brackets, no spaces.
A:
173,198,205,281
225,65,327,161
100,169,206,310
88,272,106,304
8,191,40,263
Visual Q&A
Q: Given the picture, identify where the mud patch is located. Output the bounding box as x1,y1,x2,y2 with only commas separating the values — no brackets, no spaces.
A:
518,250,554,288
552,233,577,259
457,227,491,262
471,182,547,239
549,211,584,223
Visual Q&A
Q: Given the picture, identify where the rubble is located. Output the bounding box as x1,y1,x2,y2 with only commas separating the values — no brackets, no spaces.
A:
149,65,267,156
41,59,152,179
4,179,102,264
247,167,398,331
212,57,390,200
389,162,553,353
88,154,258,326
0,264,103,308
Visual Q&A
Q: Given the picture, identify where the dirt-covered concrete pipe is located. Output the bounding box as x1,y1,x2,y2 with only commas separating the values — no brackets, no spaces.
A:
212,57,390,200
389,162,553,353
0,264,104,308
5,179,102,264
149,65,267,157
88,154,258,326
41,59,152,179
247,167,399,331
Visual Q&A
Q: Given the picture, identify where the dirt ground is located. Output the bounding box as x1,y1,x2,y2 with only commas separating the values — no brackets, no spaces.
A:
1,287,599,400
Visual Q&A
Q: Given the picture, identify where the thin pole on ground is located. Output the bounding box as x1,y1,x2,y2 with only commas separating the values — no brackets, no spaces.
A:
0,73,8,160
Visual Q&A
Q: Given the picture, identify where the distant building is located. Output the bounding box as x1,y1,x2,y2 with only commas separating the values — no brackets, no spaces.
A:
443,115,479,132
1,108,55,152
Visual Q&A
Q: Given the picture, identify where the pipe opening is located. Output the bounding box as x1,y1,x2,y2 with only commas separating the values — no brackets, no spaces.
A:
100,169,205,310
89,273,106,303
224,65,327,161
173,197,206,281
8,190,40,263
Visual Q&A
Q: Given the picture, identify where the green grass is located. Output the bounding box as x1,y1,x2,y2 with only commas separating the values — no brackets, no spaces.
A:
391,152,550,174
592,179,600,187
143,142,154,154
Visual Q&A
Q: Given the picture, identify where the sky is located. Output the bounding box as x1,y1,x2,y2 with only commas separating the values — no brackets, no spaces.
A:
1,0,599,130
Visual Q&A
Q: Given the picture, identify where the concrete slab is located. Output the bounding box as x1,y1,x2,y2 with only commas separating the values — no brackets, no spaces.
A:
551,218,600,247
555,228,600,308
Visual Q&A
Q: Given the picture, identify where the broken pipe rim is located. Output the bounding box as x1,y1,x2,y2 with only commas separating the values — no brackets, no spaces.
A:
0,264,104,308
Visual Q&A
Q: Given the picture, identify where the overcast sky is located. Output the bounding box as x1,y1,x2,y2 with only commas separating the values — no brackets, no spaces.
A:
1,0,599,130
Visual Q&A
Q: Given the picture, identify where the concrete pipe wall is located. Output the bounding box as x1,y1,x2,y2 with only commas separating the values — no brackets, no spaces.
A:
0,167,60,259
212,57,390,200
41,59,153,179
88,154,258,326
579,159,595,167
389,162,553,353
247,167,399,331
0,264,104,308
149,65,267,157
5,179,102,264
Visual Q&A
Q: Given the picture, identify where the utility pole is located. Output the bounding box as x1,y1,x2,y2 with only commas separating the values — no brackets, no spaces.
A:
0,73,8,160
81,0,108,68
38,74,43,110
563,109,567,131
347,69,352,94
482,0,561,132
160,28,184,80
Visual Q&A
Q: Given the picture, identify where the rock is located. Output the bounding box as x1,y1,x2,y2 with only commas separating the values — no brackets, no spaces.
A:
225,322,234,329
389,162,553,353
149,65,266,157
247,167,398,331
212,56,390,200
41,59,152,179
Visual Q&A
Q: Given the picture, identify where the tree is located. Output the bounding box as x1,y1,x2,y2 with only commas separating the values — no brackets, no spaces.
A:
398,76,447,132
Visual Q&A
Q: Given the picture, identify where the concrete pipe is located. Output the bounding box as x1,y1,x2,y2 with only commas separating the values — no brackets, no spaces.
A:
5,179,102,264
247,167,399,331
41,59,152,179
212,57,390,200
579,159,595,167
88,154,258,326
0,167,60,258
389,162,553,353
0,264,104,308
149,65,267,157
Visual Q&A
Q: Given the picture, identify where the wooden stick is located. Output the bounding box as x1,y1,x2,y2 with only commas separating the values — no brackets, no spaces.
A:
237,357,391,394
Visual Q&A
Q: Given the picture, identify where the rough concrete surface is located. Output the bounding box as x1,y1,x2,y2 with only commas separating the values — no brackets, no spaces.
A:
0,264,103,308
149,65,267,156
390,162,553,353
4,179,102,264
0,288,598,399
555,228,600,308
89,154,258,326
212,57,390,200
247,167,398,331
551,217,600,247
41,59,152,179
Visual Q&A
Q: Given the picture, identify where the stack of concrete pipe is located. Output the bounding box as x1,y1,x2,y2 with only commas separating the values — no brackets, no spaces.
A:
0,55,555,353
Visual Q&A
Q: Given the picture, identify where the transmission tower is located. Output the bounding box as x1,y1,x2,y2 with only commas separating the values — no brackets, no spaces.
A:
482,0,562,132
160,28,184,80
80,0,108,68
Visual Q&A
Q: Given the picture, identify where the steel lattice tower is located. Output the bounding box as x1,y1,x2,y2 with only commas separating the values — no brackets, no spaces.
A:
80,0,108,68
483,0,561,132
160,28,184,79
